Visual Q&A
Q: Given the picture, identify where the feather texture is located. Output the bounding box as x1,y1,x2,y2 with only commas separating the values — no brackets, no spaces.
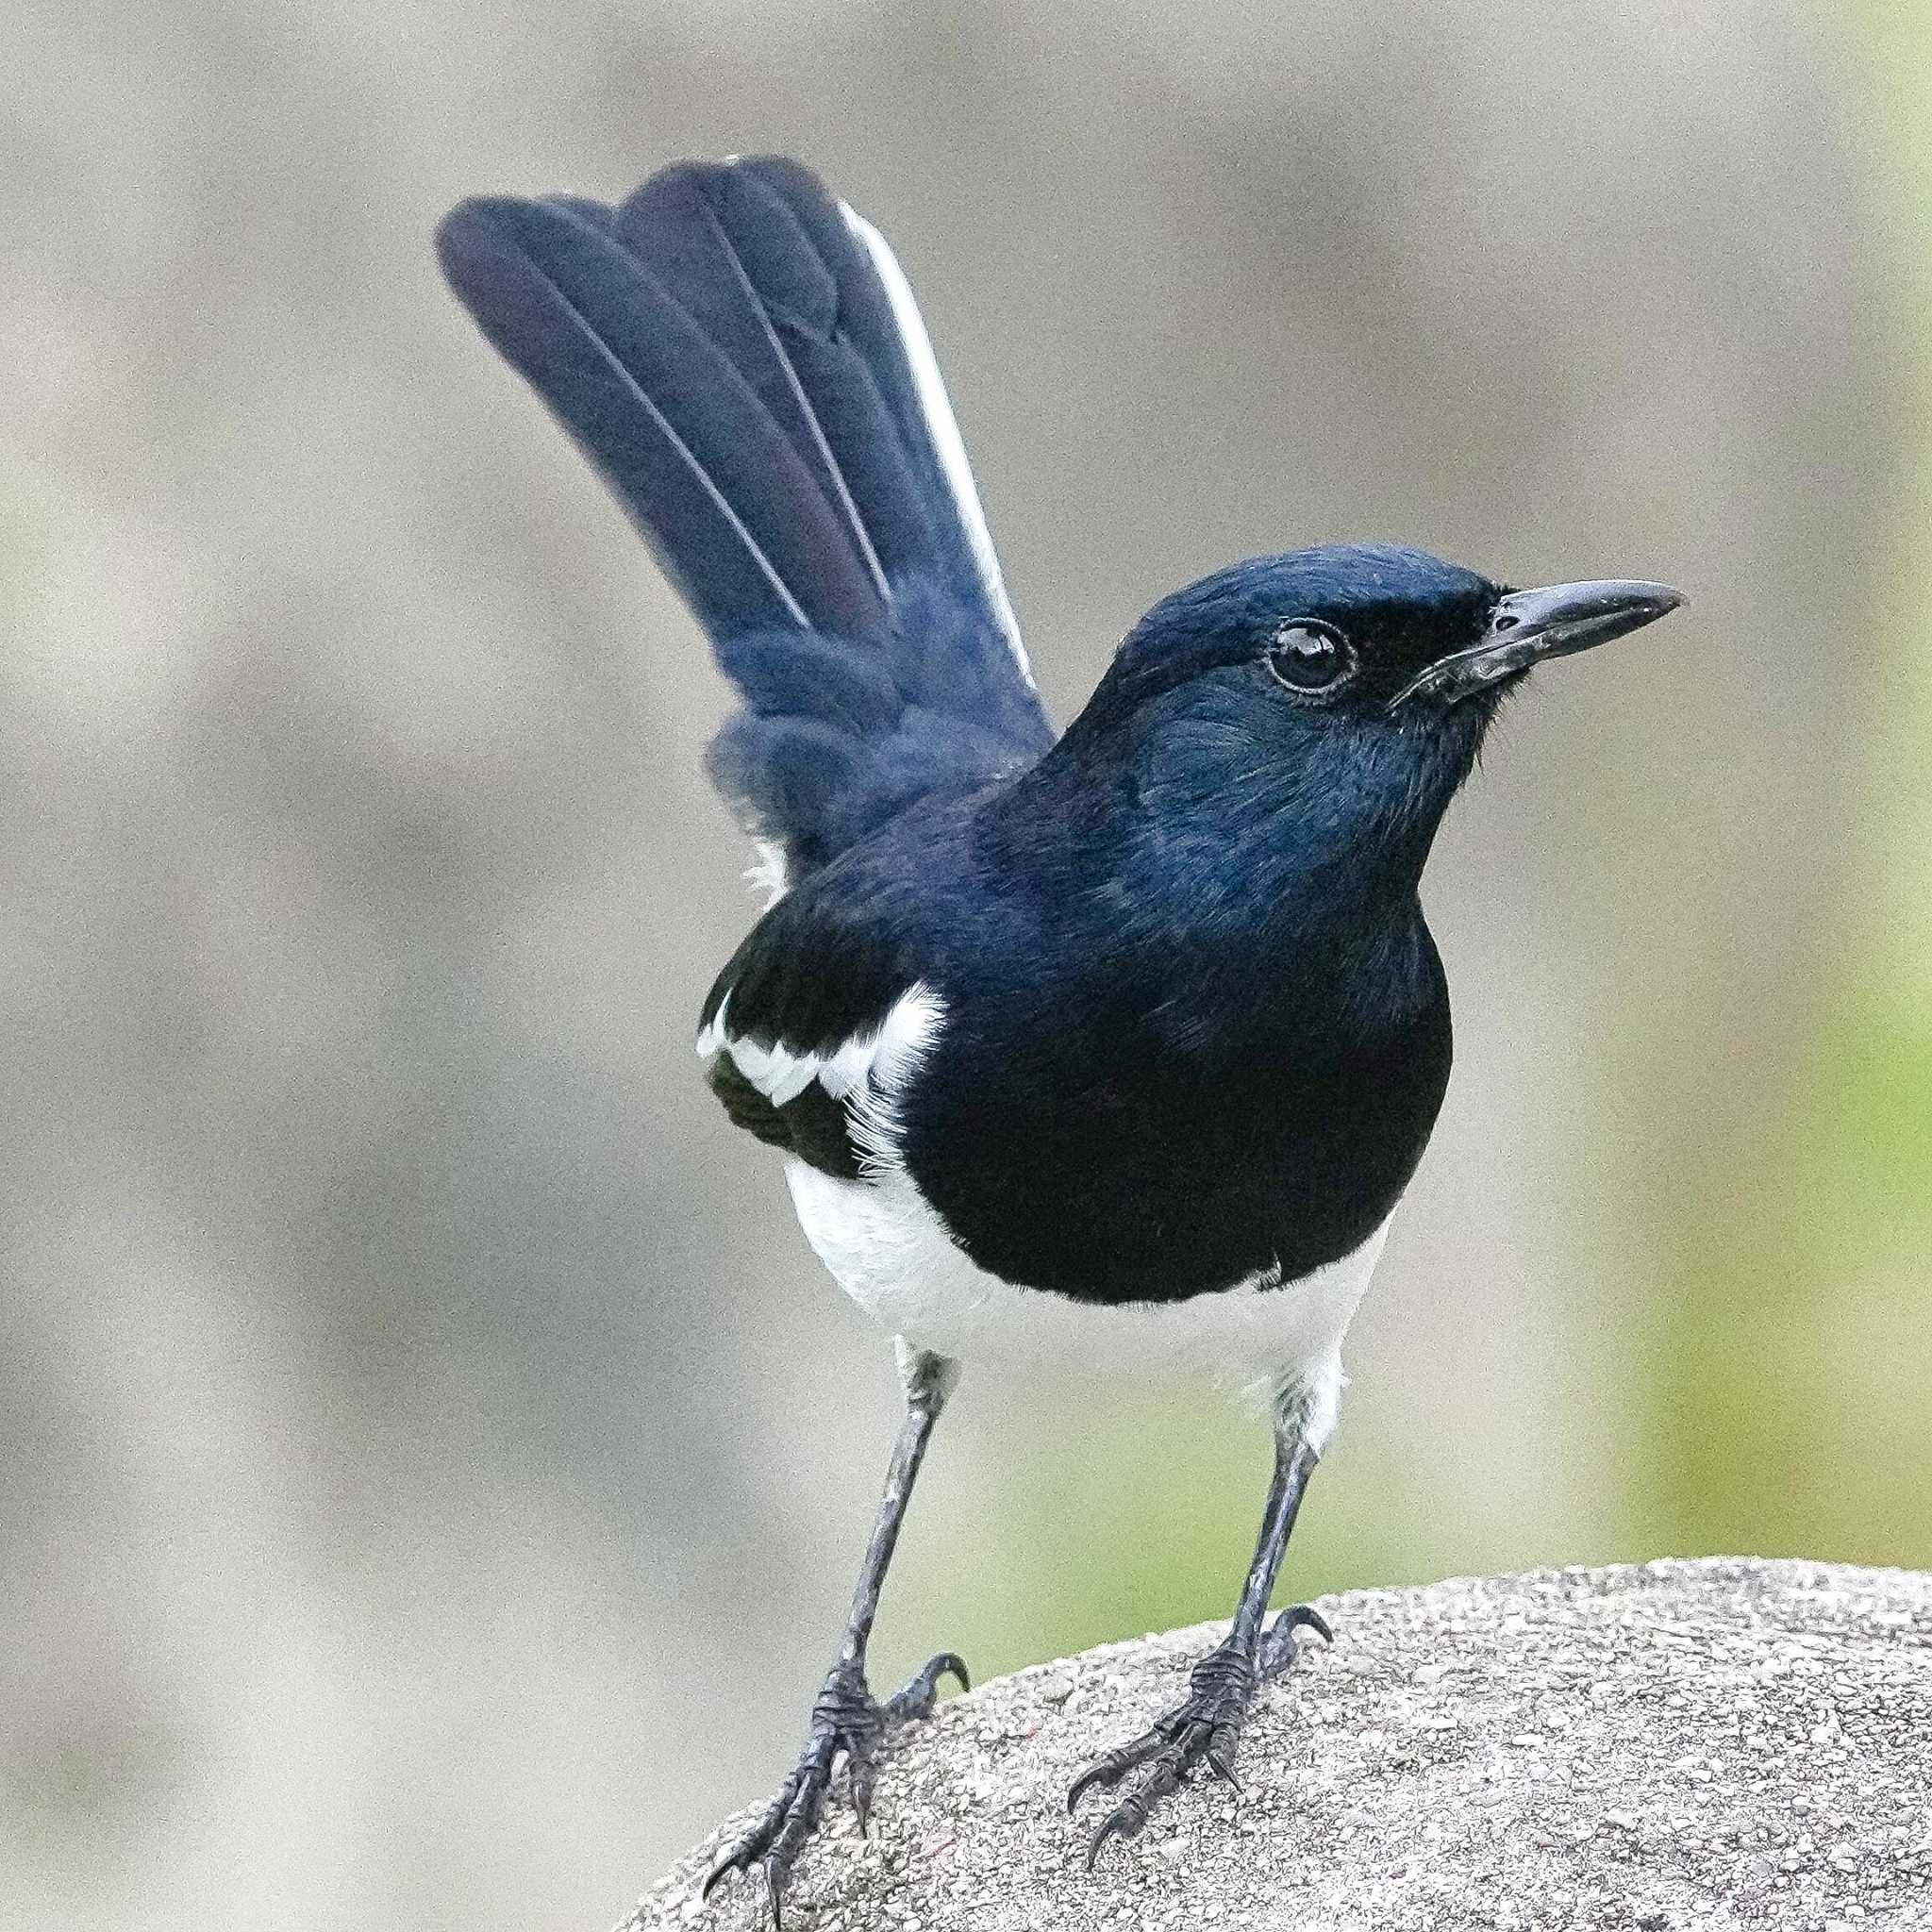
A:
437,157,1054,882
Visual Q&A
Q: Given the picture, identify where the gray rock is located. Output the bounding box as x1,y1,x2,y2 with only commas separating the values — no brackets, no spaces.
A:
621,1559,1932,1931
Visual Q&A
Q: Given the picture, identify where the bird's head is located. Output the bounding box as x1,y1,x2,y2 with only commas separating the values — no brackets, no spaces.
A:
1057,542,1682,910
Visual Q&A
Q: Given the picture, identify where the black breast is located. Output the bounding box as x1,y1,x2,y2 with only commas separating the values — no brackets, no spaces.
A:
898,960,1453,1305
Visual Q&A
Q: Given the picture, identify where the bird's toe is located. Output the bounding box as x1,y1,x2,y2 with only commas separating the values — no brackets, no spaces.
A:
1258,1602,1333,1678
700,1652,968,1925
1072,1628,1324,1864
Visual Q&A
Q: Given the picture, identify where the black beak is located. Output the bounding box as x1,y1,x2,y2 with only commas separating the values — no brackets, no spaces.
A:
1392,579,1685,708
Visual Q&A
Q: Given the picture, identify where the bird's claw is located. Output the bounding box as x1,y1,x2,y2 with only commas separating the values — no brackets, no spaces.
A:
1259,1602,1331,1675
884,1649,970,1722
1069,1607,1329,1863
701,1651,968,1925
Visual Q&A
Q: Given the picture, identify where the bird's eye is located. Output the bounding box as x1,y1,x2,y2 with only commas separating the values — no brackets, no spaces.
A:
1266,622,1355,696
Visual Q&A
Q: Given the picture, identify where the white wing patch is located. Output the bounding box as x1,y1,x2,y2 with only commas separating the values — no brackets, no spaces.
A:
697,982,946,1114
693,990,732,1061
839,204,1035,692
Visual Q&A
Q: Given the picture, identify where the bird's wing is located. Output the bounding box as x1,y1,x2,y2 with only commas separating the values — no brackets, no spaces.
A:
437,156,1055,887
694,886,942,1180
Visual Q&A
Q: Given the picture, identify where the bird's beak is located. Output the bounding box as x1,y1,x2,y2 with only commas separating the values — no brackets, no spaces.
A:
1391,579,1686,708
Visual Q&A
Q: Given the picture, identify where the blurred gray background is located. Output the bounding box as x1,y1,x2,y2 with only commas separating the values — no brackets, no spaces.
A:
8,2,1930,1928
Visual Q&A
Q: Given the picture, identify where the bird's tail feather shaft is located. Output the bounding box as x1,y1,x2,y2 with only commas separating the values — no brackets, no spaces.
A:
437,157,1052,878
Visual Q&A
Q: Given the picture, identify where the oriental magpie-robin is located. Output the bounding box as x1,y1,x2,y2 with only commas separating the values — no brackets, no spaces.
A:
436,155,1682,1918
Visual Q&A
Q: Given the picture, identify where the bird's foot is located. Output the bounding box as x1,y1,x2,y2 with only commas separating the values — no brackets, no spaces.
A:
1068,1605,1330,1865
702,1649,968,1928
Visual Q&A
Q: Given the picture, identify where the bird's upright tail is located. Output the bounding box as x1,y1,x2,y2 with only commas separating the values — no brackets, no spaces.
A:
436,156,1054,885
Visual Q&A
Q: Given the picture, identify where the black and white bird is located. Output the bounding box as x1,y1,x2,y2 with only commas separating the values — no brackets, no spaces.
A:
436,154,1683,1921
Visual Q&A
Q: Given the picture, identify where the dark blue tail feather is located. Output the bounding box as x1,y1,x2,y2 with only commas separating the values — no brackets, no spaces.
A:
708,581,1053,876
436,190,882,640
437,156,1053,880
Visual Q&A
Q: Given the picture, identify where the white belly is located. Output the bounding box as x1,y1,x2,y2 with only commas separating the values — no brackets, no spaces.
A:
710,978,1390,1432
785,1154,1391,1416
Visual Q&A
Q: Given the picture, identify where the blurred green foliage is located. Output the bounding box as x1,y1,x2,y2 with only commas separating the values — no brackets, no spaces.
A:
1635,2,1932,1573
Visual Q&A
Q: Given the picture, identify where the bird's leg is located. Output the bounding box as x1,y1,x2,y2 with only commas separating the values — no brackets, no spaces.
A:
1069,1381,1331,1864
703,1346,968,1927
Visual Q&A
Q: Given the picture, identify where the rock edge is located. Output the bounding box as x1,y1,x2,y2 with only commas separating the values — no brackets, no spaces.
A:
623,1559,1932,1931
